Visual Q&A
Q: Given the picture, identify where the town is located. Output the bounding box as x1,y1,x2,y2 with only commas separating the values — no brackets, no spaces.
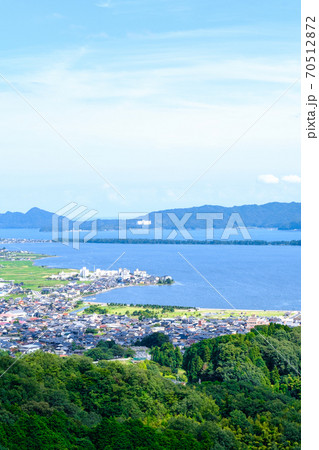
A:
0,249,301,358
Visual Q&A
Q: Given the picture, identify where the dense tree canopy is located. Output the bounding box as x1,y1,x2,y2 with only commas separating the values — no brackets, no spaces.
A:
135,332,170,348
183,324,301,385
85,340,134,361
0,324,300,449
151,342,183,372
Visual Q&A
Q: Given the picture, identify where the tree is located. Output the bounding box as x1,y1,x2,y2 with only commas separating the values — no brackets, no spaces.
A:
150,343,183,371
135,332,169,348
0,324,301,449
175,347,183,368
188,355,203,382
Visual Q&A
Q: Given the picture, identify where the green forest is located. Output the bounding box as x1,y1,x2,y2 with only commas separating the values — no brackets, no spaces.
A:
0,324,300,449
84,340,135,361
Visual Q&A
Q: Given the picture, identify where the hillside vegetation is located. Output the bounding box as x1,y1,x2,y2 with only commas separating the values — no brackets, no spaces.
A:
0,324,300,449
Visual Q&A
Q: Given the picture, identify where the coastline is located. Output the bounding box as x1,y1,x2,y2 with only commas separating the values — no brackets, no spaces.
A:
80,284,299,315
78,296,299,316
28,253,299,316
81,282,174,302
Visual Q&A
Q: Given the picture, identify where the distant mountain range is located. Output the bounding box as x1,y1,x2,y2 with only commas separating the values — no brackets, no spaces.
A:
0,202,301,231
137,202,301,230
0,207,54,229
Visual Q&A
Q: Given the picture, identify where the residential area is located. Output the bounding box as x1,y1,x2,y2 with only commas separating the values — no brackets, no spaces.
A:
0,290,301,357
0,249,301,358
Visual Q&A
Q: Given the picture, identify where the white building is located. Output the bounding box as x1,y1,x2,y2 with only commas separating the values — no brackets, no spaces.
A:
80,267,90,278
134,269,147,277
119,268,130,279
106,270,119,277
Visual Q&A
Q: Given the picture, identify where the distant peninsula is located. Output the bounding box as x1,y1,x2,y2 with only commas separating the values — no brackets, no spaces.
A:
65,238,301,246
0,202,301,231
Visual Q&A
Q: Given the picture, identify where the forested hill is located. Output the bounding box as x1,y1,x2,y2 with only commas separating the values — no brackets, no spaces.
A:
0,324,300,449
142,202,301,230
182,322,301,383
0,202,300,230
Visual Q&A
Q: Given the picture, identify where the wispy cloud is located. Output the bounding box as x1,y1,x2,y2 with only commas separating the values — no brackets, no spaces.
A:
96,2,111,7
258,174,279,184
282,175,301,183
49,12,65,19
0,45,300,212
128,27,253,40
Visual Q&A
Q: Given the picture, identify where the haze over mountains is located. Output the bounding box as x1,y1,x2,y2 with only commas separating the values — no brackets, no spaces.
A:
0,202,301,231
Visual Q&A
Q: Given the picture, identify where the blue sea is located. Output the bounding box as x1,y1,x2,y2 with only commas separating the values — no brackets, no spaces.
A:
1,228,301,311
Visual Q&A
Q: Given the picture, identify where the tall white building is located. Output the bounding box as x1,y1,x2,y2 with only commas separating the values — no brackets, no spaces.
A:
80,267,90,278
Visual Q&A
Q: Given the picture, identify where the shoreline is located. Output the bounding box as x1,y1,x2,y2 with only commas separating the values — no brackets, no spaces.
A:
28,254,300,315
52,238,301,246
81,282,174,301
80,284,299,314
79,297,299,314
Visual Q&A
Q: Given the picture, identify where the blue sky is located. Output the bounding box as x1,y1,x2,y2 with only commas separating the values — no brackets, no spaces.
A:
0,0,300,215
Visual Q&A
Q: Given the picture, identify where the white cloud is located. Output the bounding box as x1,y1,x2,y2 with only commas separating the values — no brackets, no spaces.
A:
258,174,279,184
282,175,301,183
96,2,111,7
0,48,300,212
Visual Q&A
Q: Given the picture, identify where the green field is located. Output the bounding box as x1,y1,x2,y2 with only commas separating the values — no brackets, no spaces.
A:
80,302,294,318
197,308,290,318
80,303,198,318
0,254,76,291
